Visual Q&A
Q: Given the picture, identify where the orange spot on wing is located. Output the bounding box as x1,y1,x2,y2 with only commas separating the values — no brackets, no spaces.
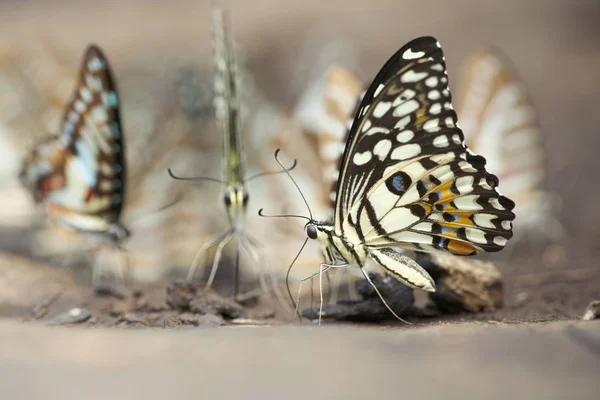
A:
431,181,455,202
448,240,477,255
452,216,475,226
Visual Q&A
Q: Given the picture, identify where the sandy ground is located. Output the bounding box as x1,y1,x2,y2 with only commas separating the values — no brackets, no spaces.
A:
0,319,599,399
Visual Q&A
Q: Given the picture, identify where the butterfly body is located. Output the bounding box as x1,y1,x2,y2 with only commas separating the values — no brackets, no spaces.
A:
307,221,366,265
295,37,515,312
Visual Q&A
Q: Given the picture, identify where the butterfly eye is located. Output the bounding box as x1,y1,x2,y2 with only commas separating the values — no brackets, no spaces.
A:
242,190,249,205
306,224,318,240
223,191,232,207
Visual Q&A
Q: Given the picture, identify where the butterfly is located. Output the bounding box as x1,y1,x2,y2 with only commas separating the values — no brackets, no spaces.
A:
454,48,562,243
169,8,289,304
19,45,129,284
280,37,516,322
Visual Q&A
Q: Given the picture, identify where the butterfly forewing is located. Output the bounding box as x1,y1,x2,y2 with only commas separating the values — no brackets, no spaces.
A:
21,45,125,230
334,37,515,256
212,8,244,186
455,49,544,205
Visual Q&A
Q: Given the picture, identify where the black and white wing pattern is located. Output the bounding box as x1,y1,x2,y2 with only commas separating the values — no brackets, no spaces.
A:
334,37,515,256
455,49,546,222
19,45,127,238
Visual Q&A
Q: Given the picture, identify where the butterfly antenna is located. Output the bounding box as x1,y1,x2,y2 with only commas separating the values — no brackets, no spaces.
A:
274,149,313,220
257,208,311,222
244,158,298,183
167,168,226,184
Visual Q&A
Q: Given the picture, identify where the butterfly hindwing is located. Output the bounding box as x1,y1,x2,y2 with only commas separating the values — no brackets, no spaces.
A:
334,37,515,256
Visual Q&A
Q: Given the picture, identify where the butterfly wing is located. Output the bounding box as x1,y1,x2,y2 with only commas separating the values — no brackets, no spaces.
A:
20,45,126,232
212,7,244,187
334,37,515,256
454,49,544,208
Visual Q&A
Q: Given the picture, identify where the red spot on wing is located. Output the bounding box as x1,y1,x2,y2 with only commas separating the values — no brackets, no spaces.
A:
85,188,95,203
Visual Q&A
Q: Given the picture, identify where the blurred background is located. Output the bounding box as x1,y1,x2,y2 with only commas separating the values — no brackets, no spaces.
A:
0,0,598,318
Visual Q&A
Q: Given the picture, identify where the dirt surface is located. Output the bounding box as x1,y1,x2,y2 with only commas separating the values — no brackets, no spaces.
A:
1,252,598,328
1,319,599,399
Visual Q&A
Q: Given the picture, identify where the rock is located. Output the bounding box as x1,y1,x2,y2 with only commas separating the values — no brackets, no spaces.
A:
134,298,169,313
166,280,197,310
121,312,148,327
417,253,503,313
162,313,225,328
189,290,247,319
93,283,127,300
302,273,414,322
582,300,600,321
48,307,91,325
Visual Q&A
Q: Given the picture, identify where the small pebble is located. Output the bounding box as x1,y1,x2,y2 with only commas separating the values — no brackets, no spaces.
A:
48,308,92,325
583,300,600,321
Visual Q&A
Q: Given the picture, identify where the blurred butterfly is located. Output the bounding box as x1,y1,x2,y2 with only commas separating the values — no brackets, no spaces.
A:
454,48,563,243
272,37,516,322
19,45,129,285
169,8,290,304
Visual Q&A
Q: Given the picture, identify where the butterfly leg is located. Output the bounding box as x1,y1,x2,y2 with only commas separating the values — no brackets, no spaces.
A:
116,246,133,287
187,229,233,281
205,231,235,288
91,249,104,289
295,265,332,322
242,233,291,312
318,263,350,326
205,231,235,289
359,267,411,325
318,263,325,326
239,234,269,294
294,263,347,323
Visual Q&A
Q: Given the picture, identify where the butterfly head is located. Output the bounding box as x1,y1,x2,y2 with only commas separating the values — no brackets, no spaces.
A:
306,222,318,240
304,220,334,244
224,183,249,227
